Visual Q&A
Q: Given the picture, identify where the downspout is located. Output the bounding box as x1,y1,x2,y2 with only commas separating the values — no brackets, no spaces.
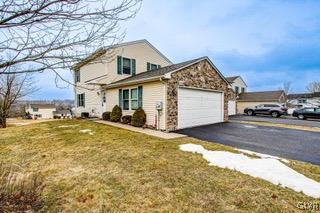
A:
159,76,167,131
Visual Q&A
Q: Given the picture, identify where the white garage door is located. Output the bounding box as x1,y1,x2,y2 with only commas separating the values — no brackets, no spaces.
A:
178,87,224,129
228,100,236,116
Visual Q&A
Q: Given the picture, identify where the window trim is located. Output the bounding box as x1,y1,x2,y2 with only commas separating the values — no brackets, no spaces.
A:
235,86,239,95
122,89,130,110
120,87,140,111
147,62,161,71
77,93,85,107
75,70,80,83
122,57,132,75
131,88,138,110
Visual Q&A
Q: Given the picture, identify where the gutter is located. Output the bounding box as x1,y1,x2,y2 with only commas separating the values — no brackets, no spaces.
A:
103,76,164,89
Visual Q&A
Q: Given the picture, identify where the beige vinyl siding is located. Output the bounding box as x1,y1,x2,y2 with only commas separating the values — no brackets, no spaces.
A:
74,61,106,117
231,77,247,94
106,81,166,130
237,101,279,114
74,41,171,118
99,42,172,85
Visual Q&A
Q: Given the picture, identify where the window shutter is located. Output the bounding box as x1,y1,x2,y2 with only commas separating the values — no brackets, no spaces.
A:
83,93,85,108
119,89,123,109
131,59,136,75
117,56,122,74
147,62,151,71
138,86,143,108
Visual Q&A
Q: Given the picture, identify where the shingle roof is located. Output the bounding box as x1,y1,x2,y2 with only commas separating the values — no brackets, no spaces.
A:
226,76,239,83
238,90,285,102
104,57,207,88
287,92,320,99
30,104,56,109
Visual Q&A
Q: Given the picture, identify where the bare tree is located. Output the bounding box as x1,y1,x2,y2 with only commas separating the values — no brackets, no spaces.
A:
306,81,320,93
0,0,142,79
0,74,37,128
279,81,292,95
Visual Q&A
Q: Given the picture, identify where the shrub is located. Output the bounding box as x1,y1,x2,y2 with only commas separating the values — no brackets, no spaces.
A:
110,105,122,122
131,107,146,127
0,164,46,212
102,112,111,121
81,112,89,118
121,115,132,124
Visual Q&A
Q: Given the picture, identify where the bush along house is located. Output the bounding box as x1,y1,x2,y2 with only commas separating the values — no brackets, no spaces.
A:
73,40,235,131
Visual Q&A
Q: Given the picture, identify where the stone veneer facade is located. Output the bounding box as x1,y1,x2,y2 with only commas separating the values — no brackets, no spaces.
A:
166,60,235,131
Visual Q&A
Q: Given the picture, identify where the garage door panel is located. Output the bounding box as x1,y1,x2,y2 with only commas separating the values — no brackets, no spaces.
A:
178,87,223,129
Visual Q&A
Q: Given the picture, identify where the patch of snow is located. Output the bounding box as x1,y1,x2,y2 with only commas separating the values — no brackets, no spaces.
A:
243,125,257,129
236,149,290,163
179,144,320,198
79,129,91,133
58,125,79,128
79,129,94,135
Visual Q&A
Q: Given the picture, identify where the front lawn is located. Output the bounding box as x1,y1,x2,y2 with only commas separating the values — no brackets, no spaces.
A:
0,120,319,212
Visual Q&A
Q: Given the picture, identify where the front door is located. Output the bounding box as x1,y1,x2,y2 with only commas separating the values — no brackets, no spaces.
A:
102,91,107,112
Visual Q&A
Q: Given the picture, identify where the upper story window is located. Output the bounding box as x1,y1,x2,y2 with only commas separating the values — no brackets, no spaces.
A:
75,70,80,83
147,62,161,71
122,58,131,74
117,56,136,75
235,86,239,95
241,87,245,93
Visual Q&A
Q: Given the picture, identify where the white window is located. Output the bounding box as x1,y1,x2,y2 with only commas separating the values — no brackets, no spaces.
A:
77,93,85,107
121,88,141,110
122,89,130,110
122,58,131,75
75,70,80,83
147,62,161,71
131,88,138,110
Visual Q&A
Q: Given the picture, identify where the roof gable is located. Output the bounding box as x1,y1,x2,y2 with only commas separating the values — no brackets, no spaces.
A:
73,39,172,70
226,76,247,87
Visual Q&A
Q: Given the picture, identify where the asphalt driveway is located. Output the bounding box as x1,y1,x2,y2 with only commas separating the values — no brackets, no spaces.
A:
177,122,320,165
230,115,320,128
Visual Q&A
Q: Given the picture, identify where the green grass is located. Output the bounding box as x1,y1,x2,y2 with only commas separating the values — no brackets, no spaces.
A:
0,120,319,212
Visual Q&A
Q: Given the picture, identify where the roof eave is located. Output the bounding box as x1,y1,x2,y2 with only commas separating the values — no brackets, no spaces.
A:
103,76,162,89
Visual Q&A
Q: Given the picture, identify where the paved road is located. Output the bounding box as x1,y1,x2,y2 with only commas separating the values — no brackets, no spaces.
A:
177,122,320,165
230,115,320,128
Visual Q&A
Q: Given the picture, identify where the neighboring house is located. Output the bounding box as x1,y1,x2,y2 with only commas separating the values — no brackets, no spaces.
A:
26,104,56,119
73,40,235,131
226,76,247,96
226,76,247,115
287,92,320,108
53,110,72,119
237,90,286,114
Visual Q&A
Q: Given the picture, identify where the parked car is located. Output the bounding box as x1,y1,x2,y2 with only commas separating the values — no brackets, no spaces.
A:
292,107,320,120
244,104,288,118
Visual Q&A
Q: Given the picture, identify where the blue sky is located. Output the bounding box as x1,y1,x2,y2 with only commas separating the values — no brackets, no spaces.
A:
30,0,320,99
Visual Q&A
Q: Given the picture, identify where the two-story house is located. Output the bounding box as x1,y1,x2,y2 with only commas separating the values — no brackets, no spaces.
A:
226,76,247,115
73,40,235,131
